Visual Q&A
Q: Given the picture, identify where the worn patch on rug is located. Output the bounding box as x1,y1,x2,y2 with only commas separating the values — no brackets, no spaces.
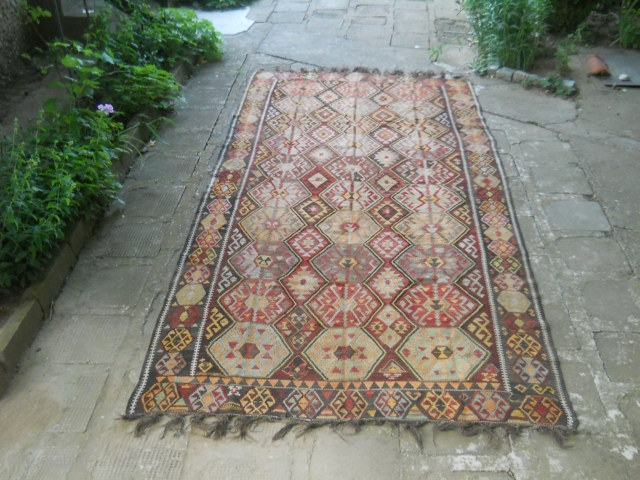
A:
128,71,576,431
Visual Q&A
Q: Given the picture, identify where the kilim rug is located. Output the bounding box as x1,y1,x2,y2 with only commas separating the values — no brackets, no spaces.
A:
127,71,577,439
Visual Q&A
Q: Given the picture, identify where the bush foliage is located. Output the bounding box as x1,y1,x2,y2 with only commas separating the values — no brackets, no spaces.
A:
0,2,223,291
547,0,621,33
174,0,255,10
463,0,550,71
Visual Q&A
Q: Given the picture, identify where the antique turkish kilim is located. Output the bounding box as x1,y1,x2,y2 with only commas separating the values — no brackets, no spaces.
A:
128,71,576,432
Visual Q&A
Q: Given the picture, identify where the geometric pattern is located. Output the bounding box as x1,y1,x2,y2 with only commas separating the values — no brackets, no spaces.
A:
129,72,576,431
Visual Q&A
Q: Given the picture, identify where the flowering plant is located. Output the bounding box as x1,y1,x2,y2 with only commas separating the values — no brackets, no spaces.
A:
97,103,114,115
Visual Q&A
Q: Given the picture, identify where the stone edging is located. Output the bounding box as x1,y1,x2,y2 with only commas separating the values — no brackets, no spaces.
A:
487,64,576,91
0,61,193,396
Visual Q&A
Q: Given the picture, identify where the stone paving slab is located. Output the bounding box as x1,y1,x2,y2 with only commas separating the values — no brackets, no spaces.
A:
1,1,640,478
544,201,611,232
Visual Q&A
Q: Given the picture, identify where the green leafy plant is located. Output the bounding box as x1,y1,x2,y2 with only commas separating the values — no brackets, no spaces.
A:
429,43,445,62
174,0,255,10
0,2,224,291
462,0,550,71
0,109,124,290
91,5,224,70
617,0,640,48
541,73,577,98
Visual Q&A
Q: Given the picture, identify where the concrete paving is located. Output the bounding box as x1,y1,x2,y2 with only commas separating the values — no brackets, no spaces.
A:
1,0,640,478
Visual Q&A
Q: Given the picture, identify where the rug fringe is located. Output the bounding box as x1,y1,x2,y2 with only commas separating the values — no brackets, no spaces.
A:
271,66,453,79
119,414,578,448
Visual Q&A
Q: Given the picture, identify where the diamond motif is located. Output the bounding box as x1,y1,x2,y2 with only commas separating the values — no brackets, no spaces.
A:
231,241,299,279
209,323,291,377
183,264,212,285
331,97,378,118
295,196,333,224
329,133,380,157
330,390,367,419
274,96,323,115
322,180,382,211
374,390,411,418
520,396,563,425
240,207,304,242
394,157,459,185
393,212,467,246
196,229,221,250
220,279,293,324
240,387,276,415
280,79,326,97
250,179,309,208
494,272,525,292
283,266,326,302
276,307,321,350
395,244,472,283
388,81,438,102
176,284,206,306
318,211,382,245
513,356,549,384
283,356,311,379
420,390,462,420
284,389,324,418
366,305,413,348
308,283,381,328
312,244,381,284
498,291,530,313
266,130,317,156
399,328,488,381
393,184,462,213
325,156,381,181
369,231,409,260
388,100,443,121
368,266,410,301
305,145,339,165
260,154,314,179
309,124,340,143
396,284,479,327
392,134,453,161
469,391,511,421
305,327,384,380
288,226,330,259
187,385,227,413
368,199,408,226
334,80,379,98
330,115,378,135
167,305,200,329
155,352,186,376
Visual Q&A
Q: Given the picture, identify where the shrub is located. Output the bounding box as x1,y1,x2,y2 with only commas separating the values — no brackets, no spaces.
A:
92,5,224,70
547,0,620,33
618,0,640,48
0,108,124,289
463,0,550,71
0,2,224,291
174,0,255,10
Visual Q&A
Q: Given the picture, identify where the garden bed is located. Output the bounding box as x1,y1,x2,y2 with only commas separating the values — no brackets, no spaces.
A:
0,1,223,395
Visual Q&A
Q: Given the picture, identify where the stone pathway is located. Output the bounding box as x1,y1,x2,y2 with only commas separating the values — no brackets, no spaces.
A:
1,1,640,478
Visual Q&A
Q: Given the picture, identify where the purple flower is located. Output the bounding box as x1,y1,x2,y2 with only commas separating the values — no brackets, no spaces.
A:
97,103,114,115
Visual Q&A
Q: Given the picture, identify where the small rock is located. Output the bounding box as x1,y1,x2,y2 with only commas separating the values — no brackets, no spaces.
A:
487,64,500,76
496,67,515,81
512,70,530,84
619,73,630,81
527,73,544,86
562,79,576,90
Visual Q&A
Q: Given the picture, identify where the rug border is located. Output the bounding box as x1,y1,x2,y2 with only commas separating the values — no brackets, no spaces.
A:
465,81,577,430
125,70,578,434
127,71,260,415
